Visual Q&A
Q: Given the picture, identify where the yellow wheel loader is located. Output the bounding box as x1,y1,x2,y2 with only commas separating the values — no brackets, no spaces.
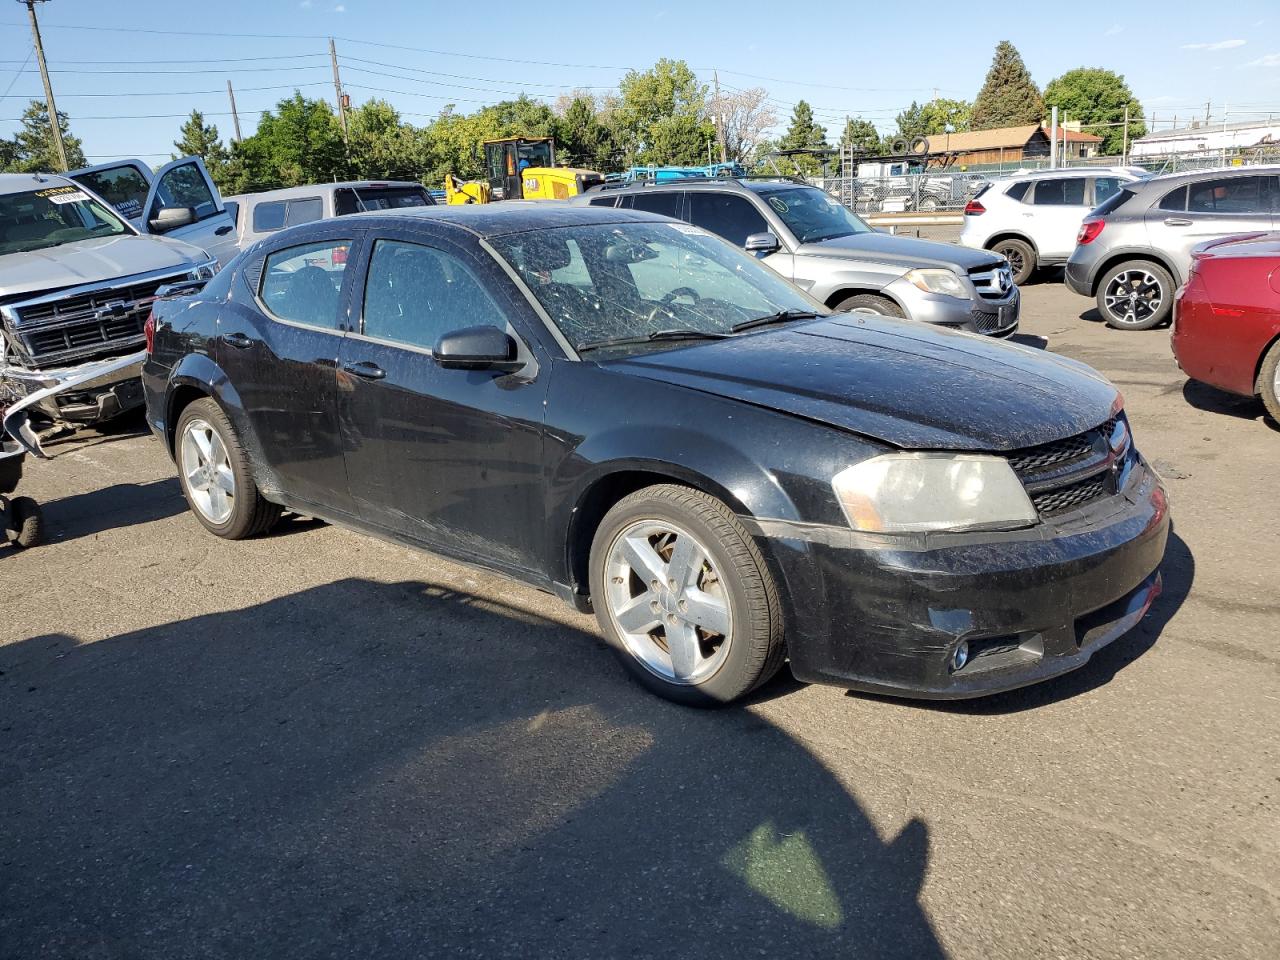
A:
445,137,603,204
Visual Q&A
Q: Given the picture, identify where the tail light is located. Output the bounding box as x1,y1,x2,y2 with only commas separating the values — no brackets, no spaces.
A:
1077,220,1105,244
964,200,985,215
144,311,156,354
332,244,349,265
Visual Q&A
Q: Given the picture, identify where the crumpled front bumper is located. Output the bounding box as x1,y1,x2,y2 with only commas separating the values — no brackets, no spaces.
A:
2,351,145,456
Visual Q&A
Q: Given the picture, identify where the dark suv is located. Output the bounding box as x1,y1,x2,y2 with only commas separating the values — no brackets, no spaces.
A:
573,178,1019,336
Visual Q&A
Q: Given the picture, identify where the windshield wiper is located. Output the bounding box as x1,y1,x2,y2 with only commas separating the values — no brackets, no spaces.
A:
730,309,821,334
576,329,732,353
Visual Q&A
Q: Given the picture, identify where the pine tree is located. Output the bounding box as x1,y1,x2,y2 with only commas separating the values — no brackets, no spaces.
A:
9,100,85,172
779,101,829,176
174,109,231,188
971,42,1045,130
838,116,881,154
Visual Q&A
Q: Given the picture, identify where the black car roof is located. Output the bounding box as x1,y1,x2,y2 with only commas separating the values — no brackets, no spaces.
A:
343,202,672,238
583,177,810,198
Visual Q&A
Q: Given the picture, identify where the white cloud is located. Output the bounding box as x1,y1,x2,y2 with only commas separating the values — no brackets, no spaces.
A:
1246,53,1280,67
1104,24,1124,37
333,2,345,10
299,0,311,6
1181,39,1246,51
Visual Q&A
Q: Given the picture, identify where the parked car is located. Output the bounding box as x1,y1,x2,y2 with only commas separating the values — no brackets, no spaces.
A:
1067,166,1280,329
0,172,217,426
574,178,1019,337
224,180,435,250
144,204,1168,705
1172,232,1280,422
67,156,239,266
960,168,1144,285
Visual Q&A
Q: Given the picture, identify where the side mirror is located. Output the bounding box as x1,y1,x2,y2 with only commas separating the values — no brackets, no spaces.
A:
744,232,780,257
149,206,197,233
434,325,524,372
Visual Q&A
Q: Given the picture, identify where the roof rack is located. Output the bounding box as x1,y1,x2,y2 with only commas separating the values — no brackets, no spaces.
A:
589,173,809,191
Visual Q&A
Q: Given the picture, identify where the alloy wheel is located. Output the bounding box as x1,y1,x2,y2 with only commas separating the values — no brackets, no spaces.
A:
998,245,1025,278
180,418,235,525
1103,269,1164,326
603,520,732,685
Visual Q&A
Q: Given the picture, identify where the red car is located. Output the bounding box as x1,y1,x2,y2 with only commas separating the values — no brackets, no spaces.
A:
1173,233,1280,423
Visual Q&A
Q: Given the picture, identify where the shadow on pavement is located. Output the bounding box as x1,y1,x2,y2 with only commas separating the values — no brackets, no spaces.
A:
30,478,188,544
0,578,945,959
1181,379,1276,431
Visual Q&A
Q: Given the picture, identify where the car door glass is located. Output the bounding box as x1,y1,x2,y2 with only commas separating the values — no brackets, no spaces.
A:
627,192,681,218
1030,178,1085,206
1187,177,1264,214
362,239,506,351
284,197,323,227
253,201,287,233
150,161,218,222
1158,186,1187,212
1093,177,1122,205
259,240,351,328
687,193,769,246
69,164,151,221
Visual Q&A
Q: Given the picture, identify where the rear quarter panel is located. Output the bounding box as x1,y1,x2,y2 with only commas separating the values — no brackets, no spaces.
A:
1174,256,1280,395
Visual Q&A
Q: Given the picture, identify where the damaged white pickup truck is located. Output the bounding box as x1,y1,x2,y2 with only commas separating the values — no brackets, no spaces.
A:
1,167,220,443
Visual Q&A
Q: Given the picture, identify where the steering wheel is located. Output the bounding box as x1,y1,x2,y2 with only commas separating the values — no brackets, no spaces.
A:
661,287,699,306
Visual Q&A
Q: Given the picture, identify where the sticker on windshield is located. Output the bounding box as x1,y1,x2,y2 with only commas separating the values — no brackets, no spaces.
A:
767,196,789,214
669,224,709,236
36,187,90,205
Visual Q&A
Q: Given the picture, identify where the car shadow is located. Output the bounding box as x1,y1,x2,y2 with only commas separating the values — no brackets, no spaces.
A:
1079,307,1105,323
852,528,1193,716
0,578,946,958
5,478,187,547
1008,333,1049,350
1181,379,1277,430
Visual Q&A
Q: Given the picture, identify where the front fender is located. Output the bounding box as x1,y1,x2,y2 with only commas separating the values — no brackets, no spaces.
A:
806,259,903,306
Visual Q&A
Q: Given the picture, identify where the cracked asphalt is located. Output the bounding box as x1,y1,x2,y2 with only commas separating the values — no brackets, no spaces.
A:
2,275,1276,959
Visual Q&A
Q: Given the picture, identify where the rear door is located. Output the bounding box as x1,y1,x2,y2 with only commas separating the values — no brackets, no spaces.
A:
1145,175,1277,282
67,159,155,228
139,157,238,265
1025,177,1091,260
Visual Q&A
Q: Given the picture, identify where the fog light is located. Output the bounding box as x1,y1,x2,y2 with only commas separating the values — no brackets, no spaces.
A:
951,640,969,672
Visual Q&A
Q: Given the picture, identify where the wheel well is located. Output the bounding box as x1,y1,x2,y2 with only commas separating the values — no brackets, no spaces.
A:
1255,331,1280,392
824,288,898,310
985,232,1038,255
166,384,212,454
1089,252,1178,296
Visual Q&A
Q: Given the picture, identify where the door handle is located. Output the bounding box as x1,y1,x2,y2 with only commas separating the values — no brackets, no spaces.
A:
1163,218,1193,226
215,225,233,235
342,360,386,381
223,332,252,349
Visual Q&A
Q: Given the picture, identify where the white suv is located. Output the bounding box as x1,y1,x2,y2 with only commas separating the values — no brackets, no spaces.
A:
959,168,1144,284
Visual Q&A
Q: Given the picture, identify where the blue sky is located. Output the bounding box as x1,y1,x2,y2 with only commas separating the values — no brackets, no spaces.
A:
2,0,1278,168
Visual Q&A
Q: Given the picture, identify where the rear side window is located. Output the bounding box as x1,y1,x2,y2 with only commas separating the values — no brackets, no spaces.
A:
1158,186,1187,212
1004,181,1030,202
284,197,323,227
252,201,287,232
1092,187,1134,216
587,196,618,207
687,192,769,246
258,240,350,329
1187,176,1267,214
334,186,432,216
625,192,681,218
1031,178,1086,206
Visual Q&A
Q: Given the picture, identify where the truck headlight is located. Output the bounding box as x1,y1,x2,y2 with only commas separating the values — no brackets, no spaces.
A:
187,258,219,282
832,453,1037,533
905,268,968,299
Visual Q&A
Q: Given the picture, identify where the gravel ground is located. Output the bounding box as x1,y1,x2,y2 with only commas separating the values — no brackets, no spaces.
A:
1,272,1276,960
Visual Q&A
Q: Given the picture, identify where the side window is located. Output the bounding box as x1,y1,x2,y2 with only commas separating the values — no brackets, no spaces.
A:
1158,186,1187,212
284,197,323,227
587,196,618,207
150,162,218,222
253,201,287,233
69,164,151,221
334,189,359,217
223,200,240,229
361,239,506,351
259,240,350,329
627,192,681,218
687,193,769,246
1005,181,1031,202
1092,177,1122,205
1187,177,1266,214
1030,178,1085,206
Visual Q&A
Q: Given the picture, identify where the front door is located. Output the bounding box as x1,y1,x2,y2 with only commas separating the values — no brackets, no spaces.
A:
140,157,239,265
336,231,549,574
67,159,156,228
217,235,359,516
1145,174,1277,283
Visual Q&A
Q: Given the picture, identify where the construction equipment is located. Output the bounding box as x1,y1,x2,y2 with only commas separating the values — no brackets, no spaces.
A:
445,137,604,204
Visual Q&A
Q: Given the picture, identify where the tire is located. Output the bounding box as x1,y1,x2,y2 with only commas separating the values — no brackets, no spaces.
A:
1096,260,1175,331
175,398,281,540
7,496,43,548
992,238,1036,286
1256,339,1280,425
832,293,906,318
588,484,785,706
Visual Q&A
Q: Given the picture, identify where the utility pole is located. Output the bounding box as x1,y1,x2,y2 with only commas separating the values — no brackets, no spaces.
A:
226,79,243,143
712,70,726,164
1122,104,1129,163
1205,101,1211,125
1049,105,1058,168
330,38,349,142
20,0,68,172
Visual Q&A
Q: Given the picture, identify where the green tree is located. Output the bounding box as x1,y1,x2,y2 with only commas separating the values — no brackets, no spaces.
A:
7,100,85,172
1043,68,1145,155
779,100,829,175
173,109,231,189
892,101,928,142
228,92,347,192
614,59,714,166
553,95,618,171
918,98,972,136
837,116,881,155
347,99,424,181
971,41,1045,130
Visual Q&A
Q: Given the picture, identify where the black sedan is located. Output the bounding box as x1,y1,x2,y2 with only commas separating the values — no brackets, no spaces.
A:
143,205,1169,705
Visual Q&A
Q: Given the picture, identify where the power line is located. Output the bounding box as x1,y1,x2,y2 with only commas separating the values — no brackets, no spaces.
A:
0,81,334,99
0,53,327,65
339,54,616,92
0,49,33,102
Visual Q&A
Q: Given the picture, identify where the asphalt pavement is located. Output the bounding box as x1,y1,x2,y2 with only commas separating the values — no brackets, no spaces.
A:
2,276,1277,959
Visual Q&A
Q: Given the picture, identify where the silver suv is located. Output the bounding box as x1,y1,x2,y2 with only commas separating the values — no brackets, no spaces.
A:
1066,166,1280,329
574,178,1019,336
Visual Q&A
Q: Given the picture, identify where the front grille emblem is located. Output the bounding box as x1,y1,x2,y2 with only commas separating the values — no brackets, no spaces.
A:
94,299,131,321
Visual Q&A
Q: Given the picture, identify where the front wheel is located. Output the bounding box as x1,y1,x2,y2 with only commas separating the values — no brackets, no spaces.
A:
993,238,1036,286
175,398,281,539
832,293,906,318
1097,261,1174,330
588,485,784,706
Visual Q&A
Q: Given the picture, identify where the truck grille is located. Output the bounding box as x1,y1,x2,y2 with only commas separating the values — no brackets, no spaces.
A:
968,261,1015,300
1006,415,1129,518
4,272,188,368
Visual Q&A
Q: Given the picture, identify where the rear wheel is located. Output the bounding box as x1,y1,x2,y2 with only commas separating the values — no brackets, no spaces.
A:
833,293,906,318
1256,339,1280,425
992,238,1036,286
588,484,784,706
1097,261,1174,330
175,399,281,539
6,496,43,548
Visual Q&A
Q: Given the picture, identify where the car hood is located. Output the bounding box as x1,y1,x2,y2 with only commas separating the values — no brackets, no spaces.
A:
608,316,1117,451
800,232,1003,271
0,234,208,301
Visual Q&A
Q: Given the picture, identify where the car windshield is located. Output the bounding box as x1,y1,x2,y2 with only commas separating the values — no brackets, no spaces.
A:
756,186,873,244
0,185,131,255
489,221,826,354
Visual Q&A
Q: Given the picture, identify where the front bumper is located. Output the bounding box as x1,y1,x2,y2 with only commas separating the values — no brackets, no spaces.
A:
888,278,1020,337
755,457,1170,699
2,351,145,455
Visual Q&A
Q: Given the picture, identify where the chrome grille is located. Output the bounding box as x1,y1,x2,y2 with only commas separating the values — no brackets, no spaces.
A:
968,261,1015,300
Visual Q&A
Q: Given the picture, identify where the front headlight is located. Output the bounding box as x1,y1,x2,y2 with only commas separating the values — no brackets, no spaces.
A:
187,258,219,282
905,268,968,299
832,453,1037,533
